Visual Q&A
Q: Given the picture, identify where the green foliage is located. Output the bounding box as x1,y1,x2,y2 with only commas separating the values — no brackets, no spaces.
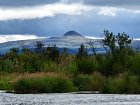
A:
14,76,77,94
10,47,19,55
130,54,140,76
116,32,132,52
44,45,60,62
0,58,23,72
101,30,133,76
0,81,13,90
77,44,88,59
102,30,116,55
18,53,43,72
35,41,44,49
73,73,105,91
97,56,116,76
102,30,132,56
73,75,91,91
101,74,140,94
76,58,96,74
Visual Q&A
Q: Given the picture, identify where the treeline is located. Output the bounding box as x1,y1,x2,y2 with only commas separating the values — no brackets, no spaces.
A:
1,30,140,94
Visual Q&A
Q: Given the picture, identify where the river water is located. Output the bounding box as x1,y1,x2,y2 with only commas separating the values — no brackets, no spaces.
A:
0,91,140,105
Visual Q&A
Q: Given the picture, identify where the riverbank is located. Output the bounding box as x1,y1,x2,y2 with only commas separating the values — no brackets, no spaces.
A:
1,72,140,94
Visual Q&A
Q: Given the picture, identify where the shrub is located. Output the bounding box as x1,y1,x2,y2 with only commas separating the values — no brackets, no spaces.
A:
14,75,76,94
101,74,140,94
0,58,23,73
73,74,91,91
0,81,13,90
76,58,95,74
130,54,140,76
98,56,116,76
73,73,105,91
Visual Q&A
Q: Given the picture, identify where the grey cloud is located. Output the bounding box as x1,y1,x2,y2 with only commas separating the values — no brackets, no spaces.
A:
83,0,140,6
83,0,140,10
0,12,139,38
0,0,140,10
61,0,140,10
0,0,59,7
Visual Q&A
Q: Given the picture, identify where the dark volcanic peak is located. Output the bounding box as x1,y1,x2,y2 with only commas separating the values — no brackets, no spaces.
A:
63,30,84,37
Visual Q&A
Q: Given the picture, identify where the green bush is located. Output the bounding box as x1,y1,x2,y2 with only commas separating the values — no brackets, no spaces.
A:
73,73,105,91
0,58,23,73
0,81,13,90
130,54,140,76
101,74,140,94
73,75,91,91
98,56,116,76
14,76,77,94
76,58,95,74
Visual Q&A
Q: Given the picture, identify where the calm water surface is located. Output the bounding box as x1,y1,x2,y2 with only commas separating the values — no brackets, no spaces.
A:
0,91,140,105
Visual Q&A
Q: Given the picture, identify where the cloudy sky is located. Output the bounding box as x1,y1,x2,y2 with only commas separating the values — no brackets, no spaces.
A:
0,0,140,42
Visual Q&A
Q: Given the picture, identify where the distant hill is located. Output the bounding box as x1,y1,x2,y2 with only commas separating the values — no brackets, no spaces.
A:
0,31,140,54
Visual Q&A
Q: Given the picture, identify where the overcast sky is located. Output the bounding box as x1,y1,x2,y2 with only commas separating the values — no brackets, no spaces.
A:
0,0,140,42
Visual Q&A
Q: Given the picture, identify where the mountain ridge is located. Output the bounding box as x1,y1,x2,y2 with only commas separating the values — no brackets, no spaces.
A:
0,31,139,54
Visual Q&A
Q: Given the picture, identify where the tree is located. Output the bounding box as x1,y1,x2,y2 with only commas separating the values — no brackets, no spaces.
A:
22,48,30,54
102,30,133,56
35,41,44,49
116,32,132,54
102,30,116,56
35,41,44,53
101,30,133,75
77,44,88,59
45,45,60,62
10,47,19,54
88,39,97,56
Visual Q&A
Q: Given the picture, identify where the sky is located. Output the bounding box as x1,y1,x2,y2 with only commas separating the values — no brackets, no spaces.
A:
0,0,140,43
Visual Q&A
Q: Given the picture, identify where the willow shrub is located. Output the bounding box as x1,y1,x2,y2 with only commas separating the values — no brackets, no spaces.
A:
0,81,13,91
14,75,77,94
73,73,105,91
130,54,140,76
76,58,96,74
101,74,140,94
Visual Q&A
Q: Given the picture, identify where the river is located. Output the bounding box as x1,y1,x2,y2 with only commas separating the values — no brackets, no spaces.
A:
0,91,140,105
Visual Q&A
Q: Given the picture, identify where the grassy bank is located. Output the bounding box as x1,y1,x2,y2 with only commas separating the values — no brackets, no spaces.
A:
14,73,77,94
1,72,140,94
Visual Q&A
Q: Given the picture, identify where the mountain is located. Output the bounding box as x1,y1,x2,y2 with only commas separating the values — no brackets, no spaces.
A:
0,31,140,54
63,30,84,37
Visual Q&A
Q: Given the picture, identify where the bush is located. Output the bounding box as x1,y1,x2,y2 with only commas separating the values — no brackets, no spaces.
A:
76,58,95,74
73,73,105,91
98,56,116,76
14,75,77,94
73,74,91,91
0,58,23,73
130,54,140,76
0,81,13,90
101,74,140,94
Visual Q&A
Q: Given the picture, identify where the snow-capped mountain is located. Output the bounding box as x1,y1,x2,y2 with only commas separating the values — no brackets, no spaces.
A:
0,31,100,54
0,31,139,54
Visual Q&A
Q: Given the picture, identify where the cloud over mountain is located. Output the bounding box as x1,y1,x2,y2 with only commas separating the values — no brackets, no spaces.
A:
0,3,93,21
0,0,139,41
0,35,38,43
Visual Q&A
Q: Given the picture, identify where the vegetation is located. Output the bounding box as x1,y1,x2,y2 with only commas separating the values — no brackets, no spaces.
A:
0,30,140,94
14,73,77,94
